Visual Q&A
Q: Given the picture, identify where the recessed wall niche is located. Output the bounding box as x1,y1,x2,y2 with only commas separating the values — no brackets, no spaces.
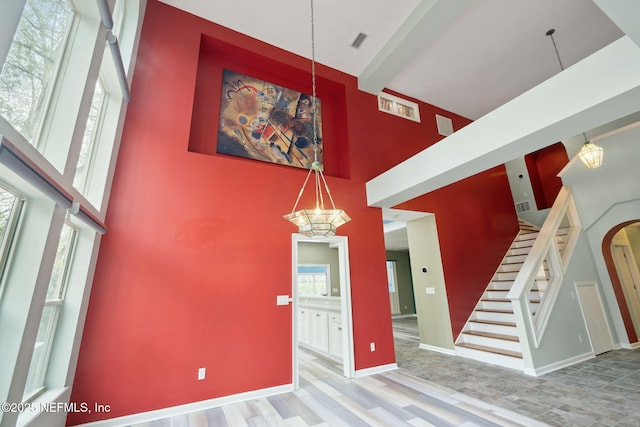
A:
188,34,350,179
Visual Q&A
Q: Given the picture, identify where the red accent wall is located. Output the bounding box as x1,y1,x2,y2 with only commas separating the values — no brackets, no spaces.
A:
395,167,518,335
525,142,569,210
68,1,518,424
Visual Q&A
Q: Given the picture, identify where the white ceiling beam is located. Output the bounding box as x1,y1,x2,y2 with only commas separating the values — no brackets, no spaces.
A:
593,0,640,47
366,36,640,208
357,0,470,95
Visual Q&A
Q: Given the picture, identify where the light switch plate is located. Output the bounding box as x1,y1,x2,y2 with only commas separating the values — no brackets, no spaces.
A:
426,287,436,295
276,295,290,306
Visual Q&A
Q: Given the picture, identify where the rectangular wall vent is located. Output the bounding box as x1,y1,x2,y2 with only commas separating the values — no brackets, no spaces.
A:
515,200,532,214
377,92,421,122
351,33,367,48
435,114,454,136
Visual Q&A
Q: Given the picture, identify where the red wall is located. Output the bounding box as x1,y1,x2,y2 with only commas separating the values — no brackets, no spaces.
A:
396,168,519,335
68,1,518,424
525,142,569,210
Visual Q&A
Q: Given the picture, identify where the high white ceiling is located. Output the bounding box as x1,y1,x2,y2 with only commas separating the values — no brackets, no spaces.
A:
157,0,623,120
156,0,631,250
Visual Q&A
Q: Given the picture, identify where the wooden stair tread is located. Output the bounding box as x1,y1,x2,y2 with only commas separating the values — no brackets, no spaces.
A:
462,330,519,342
476,308,513,314
456,342,523,359
469,319,516,327
481,298,511,303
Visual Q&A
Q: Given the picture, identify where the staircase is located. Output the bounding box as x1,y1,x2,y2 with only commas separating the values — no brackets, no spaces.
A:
455,220,540,371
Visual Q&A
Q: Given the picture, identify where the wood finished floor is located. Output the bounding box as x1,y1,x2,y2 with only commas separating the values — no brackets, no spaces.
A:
127,317,640,426
129,348,543,427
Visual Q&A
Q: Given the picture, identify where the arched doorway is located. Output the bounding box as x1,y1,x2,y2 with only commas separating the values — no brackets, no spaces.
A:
602,220,640,344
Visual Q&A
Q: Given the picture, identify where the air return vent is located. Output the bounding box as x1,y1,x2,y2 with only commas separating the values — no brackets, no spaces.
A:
515,200,532,214
435,114,453,136
351,33,367,48
378,92,421,122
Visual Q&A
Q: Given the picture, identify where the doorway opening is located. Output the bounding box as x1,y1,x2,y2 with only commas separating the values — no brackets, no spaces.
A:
291,234,354,389
603,221,640,344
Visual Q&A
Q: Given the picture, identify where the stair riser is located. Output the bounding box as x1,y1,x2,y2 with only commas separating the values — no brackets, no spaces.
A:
505,255,527,263
460,334,521,352
485,290,509,299
455,346,524,371
474,311,515,323
480,301,513,311
513,239,535,249
509,247,530,256
498,264,522,273
489,281,513,290
496,271,519,280
468,321,517,336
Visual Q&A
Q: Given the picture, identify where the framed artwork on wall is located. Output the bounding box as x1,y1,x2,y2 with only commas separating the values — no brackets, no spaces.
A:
217,69,323,170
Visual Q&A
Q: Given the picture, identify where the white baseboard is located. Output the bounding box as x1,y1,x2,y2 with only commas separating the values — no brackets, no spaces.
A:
354,363,398,378
526,351,595,376
619,341,640,349
71,384,293,427
391,314,417,319
419,343,456,356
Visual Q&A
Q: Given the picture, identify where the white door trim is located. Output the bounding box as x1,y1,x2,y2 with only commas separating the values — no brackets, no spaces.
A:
291,234,355,389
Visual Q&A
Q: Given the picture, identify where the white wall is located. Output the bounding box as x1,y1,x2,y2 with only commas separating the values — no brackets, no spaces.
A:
561,122,640,345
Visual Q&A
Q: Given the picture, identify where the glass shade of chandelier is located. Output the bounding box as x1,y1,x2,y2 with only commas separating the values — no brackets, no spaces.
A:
578,137,604,169
546,28,603,169
283,0,350,237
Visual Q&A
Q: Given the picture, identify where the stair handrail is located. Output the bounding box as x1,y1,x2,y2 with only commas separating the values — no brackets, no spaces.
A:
507,186,581,347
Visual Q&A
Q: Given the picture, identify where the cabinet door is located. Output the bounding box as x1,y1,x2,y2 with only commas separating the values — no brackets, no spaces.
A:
311,310,329,353
328,313,342,357
299,308,311,345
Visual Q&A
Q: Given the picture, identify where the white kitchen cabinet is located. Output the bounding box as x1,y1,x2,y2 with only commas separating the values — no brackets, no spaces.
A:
298,297,341,360
328,312,342,358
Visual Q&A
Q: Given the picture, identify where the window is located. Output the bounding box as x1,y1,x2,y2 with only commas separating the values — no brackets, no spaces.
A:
377,91,421,122
23,222,77,400
298,265,329,297
0,183,24,295
0,0,138,418
0,0,74,145
74,78,106,191
386,261,397,293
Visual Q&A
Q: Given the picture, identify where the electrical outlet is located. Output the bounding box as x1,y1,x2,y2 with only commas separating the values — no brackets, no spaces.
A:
198,367,206,380
370,342,375,352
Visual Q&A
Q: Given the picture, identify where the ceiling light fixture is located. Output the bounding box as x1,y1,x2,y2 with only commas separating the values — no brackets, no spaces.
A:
283,0,350,237
546,28,603,169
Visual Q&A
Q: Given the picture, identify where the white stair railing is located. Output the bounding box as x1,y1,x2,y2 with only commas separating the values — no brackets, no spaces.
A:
507,186,581,347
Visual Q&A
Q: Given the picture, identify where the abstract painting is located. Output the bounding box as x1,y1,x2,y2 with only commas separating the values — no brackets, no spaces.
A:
217,69,322,170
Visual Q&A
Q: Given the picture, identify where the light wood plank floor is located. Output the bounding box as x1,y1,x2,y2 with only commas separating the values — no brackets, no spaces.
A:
129,348,545,427
119,316,640,426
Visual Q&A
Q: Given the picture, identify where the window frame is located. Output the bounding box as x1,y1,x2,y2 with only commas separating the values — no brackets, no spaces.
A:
0,0,77,149
22,221,77,401
0,182,26,299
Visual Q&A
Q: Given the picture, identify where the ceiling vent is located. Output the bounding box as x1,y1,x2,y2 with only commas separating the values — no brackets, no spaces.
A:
435,114,454,136
515,200,532,214
351,33,367,48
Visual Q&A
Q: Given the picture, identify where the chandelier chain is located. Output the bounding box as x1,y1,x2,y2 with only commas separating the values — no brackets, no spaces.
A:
547,29,589,144
310,0,318,161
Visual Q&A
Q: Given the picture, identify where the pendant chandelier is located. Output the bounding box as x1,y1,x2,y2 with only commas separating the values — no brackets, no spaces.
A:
546,28,603,169
283,0,350,237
